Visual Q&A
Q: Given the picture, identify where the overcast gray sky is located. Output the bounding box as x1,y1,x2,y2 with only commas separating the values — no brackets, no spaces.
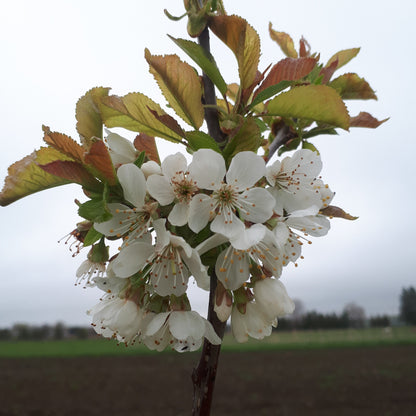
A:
1,0,415,327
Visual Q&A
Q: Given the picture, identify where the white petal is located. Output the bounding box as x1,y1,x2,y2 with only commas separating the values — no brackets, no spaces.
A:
226,151,266,190
106,131,137,165
168,202,189,226
216,246,250,290
147,174,175,205
161,152,188,179
188,149,225,190
117,163,146,208
141,160,161,178
144,312,170,337
238,188,275,223
196,233,229,256
93,203,132,236
230,223,266,251
265,160,281,186
203,320,222,345
188,194,212,233
153,218,170,252
286,215,330,237
169,311,205,340
211,209,245,239
181,249,209,291
112,241,154,277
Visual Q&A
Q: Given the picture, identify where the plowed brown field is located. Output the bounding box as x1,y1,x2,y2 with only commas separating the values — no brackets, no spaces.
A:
1,345,415,415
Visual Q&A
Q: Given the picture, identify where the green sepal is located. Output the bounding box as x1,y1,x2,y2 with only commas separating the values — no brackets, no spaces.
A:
277,137,301,156
88,238,109,263
83,226,103,247
78,183,111,223
134,151,146,168
301,140,320,155
303,126,338,139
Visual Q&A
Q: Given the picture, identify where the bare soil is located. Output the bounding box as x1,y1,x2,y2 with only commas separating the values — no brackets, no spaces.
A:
1,345,415,416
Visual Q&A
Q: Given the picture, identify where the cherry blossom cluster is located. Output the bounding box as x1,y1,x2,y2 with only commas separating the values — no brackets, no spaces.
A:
75,131,334,350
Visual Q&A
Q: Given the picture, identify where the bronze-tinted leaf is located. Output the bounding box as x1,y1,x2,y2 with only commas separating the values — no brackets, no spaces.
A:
0,147,72,206
147,108,186,138
209,15,261,89
39,160,102,191
76,87,110,145
42,126,85,162
254,57,317,99
84,140,117,186
349,112,389,128
100,93,183,143
134,133,160,164
269,23,298,58
329,73,377,100
145,50,204,128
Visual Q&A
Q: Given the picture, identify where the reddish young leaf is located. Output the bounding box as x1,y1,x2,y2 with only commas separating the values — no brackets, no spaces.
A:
147,108,186,138
134,133,161,164
269,23,298,58
84,140,117,186
349,112,389,128
299,37,311,58
38,160,102,191
254,57,317,99
320,60,338,84
42,126,85,162
209,15,260,89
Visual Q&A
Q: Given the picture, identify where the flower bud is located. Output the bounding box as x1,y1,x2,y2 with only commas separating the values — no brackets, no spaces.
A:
253,278,295,321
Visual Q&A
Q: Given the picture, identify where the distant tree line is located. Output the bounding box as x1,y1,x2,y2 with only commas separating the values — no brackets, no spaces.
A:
0,322,96,341
1,286,414,340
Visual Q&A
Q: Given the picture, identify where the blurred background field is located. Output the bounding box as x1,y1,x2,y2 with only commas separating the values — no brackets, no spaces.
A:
1,326,415,358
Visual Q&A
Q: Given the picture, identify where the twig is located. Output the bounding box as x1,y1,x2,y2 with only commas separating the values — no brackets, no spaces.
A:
191,25,227,416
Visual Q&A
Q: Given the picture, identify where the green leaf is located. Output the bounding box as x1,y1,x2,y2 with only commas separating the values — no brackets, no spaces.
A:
76,87,110,145
186,130,222,153
222,117,262,163
145,49,204,129
169,36,228,96
0,147,72,206
100,93,183,143
249,80,292,109
329,73,377,100
267,85,350,130
209,15,260,89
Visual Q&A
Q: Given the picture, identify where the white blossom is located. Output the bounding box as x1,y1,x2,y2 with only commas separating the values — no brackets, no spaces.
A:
188,149,275,239
141,310,221,352
147,152,197,226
